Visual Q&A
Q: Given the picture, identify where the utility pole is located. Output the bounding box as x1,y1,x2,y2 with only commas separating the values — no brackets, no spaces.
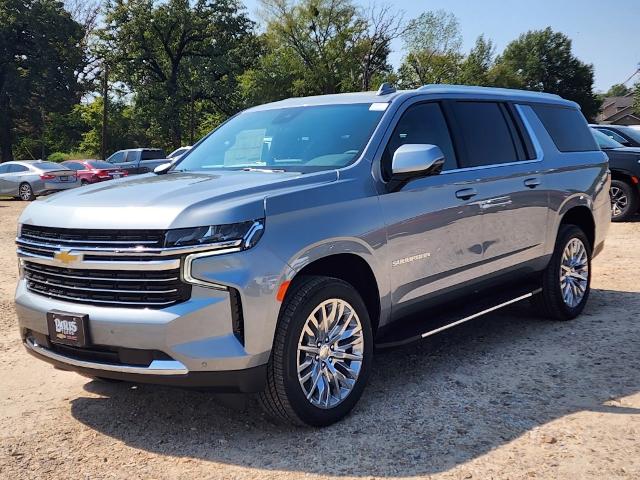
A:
100,63,108,160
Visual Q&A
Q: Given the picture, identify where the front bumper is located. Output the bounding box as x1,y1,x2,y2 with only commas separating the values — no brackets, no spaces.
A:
23,336,266,391
15,278,271,391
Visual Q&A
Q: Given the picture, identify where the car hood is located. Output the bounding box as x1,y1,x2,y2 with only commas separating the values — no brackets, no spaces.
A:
20,170,337,229
609,147,640,155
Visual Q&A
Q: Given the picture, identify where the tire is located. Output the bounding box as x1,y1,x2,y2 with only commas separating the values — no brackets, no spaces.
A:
258,275,373,427
610,179,638,222
533,224,592,321
18,182,35,201
81,179,89,186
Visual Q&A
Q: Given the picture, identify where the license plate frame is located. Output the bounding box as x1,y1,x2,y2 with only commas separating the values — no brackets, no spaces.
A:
59,175,68,181
47,310,89,347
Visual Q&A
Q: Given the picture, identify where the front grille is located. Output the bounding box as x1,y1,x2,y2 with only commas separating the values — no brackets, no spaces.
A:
20,225,165,248
24,262,191,308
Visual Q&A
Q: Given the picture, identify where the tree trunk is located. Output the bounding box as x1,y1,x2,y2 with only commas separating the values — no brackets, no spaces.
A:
0,80,13,163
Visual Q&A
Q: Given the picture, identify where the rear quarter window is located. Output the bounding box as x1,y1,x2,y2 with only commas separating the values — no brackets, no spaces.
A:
532,105,598,152
141,150,166,160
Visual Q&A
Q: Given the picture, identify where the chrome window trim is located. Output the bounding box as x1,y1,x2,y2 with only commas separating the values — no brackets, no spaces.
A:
25,337,189,375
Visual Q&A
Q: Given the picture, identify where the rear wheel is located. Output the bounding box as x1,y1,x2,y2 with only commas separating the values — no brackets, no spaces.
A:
81,179,89,186
533,225,591,321
259,276,373,427
18,182,35,201
610,179,638,222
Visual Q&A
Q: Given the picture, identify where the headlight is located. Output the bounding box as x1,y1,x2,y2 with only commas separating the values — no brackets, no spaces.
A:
164,219,264,249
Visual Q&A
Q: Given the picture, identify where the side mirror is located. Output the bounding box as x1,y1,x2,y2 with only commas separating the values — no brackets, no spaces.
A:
153,162,172,175
388,144,445,190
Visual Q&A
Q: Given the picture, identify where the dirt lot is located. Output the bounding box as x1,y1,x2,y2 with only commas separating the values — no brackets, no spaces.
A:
0,199,638,480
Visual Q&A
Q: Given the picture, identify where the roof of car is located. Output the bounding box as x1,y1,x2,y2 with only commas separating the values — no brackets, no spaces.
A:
247,84,577,112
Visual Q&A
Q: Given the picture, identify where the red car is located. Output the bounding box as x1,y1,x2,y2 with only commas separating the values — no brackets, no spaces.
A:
62,160,128,185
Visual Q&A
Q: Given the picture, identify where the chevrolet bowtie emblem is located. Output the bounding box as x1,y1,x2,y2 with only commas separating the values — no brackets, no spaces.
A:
54,250,81,264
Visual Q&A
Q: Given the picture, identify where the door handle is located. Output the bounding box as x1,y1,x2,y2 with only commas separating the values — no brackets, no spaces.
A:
524,177,541,188
455,188,477,200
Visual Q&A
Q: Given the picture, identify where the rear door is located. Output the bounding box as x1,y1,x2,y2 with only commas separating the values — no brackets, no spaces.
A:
107,150,134,173
378,100,485,317
447,100,548,273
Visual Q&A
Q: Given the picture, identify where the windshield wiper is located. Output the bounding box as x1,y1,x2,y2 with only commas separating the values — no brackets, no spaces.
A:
242,167,286,173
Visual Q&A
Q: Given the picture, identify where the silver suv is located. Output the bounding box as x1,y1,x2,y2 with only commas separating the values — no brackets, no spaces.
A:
15,85,610,426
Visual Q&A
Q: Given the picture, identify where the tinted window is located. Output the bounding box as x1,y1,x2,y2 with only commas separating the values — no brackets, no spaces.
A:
107,151,125,163
617,126,640,143
452,102,519,167
532,105,598,152
87,160,114,169
178,104,384,173
382,102,456,180
141,150,165,160
34,161,65,171
63,162,85,171
597,128,627,144
0,164,9,174
592,128,623,149
9,164,29,173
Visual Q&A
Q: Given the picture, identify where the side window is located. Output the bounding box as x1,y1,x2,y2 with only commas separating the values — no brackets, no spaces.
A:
0,164,9,174
141,150,165,160
382,102,457,181
451,101,519,168
531,104,598,152
598,129,627,144
9,164,28,173
108,151,125,163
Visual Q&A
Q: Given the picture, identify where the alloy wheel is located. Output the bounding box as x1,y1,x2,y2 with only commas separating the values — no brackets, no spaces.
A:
19,184,32,201
610,185,628,219
296,298,364,409
559,238,589,308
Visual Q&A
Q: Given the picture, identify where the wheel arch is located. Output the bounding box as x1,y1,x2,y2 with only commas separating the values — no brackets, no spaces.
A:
285,253,382,335
559,205,595,250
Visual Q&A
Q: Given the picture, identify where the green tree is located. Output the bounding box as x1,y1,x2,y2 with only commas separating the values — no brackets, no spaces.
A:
459,35,495,86
102,0,258,150
247,0,401,103
0,0,86,161
606,83,631,97
397,10,463,87
492,27,600,119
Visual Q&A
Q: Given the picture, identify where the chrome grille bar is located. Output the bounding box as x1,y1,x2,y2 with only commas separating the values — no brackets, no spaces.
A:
23,265,178,282
25,276,178,295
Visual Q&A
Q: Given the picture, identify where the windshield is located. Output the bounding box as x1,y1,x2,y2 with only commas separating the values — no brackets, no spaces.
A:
616,126,640,143
591,128,623,149
174,104,385,173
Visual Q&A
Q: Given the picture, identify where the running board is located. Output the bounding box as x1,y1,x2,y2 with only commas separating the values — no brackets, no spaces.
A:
375,284,542,349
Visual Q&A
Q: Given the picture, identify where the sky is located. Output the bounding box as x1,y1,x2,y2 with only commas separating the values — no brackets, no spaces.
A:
242,0,640,93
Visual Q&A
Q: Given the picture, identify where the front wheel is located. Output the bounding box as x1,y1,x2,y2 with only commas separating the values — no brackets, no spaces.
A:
259,276,373,427
533,225,592,321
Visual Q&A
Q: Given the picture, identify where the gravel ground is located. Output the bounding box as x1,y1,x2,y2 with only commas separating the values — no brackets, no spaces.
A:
0,199,638,480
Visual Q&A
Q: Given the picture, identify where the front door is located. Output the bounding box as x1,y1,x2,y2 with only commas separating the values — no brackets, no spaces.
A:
378,101,485,318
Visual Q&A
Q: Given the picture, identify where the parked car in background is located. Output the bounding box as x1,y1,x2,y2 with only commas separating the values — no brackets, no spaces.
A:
591,128,640,221
62,160,128,185
15,85,610,427
591,124,640,147
167,146,192,160
0,160,79,201
105,148,168,175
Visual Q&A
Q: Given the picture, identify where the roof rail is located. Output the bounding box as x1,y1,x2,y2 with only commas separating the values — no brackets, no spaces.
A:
377,82,396,96
417,84,563,100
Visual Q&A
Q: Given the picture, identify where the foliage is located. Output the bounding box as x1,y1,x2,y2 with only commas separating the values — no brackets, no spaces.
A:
606,83,632,97
492,27,601,120
0,0,87,161
102,0,258,150
397,10,462,87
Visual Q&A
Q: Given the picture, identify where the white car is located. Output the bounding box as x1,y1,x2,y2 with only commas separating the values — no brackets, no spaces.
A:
167,146,192,161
